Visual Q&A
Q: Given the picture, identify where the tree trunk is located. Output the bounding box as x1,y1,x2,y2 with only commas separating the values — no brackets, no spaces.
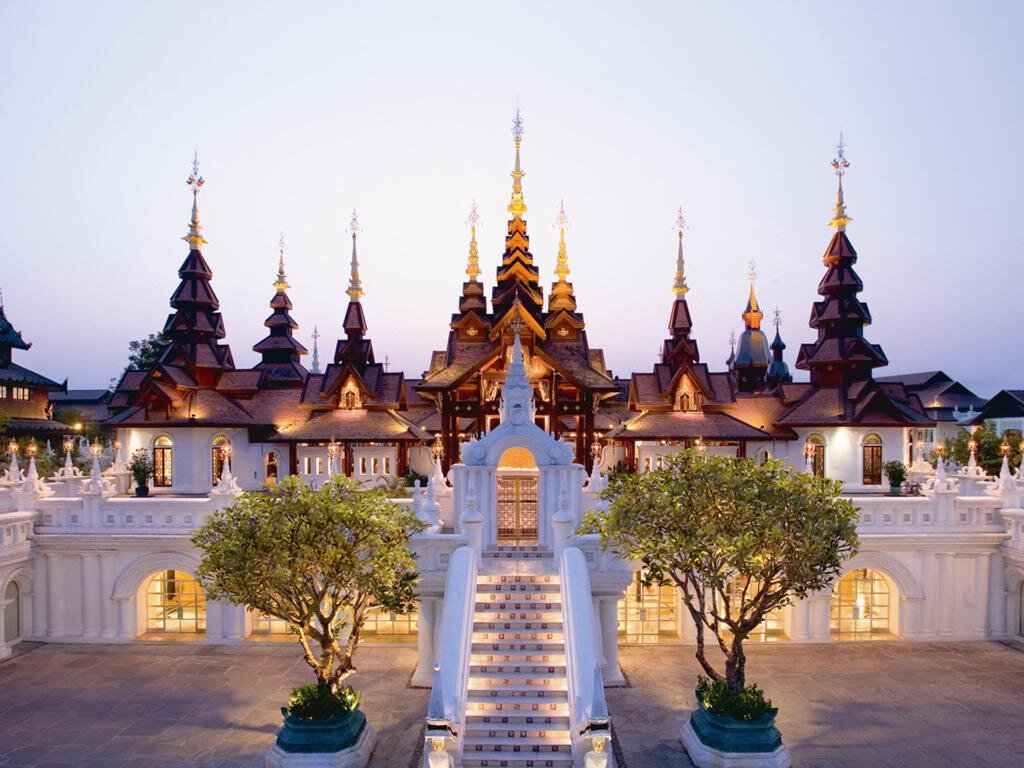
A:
724,636,746,693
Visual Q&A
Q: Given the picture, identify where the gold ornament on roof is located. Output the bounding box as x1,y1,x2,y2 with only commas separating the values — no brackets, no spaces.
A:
507,108,527,219
183,151,208,249
274,233,290,291
553,199,570,282
828,132,852,232
466,199,481,283
346,209,363,300
673,207,688,296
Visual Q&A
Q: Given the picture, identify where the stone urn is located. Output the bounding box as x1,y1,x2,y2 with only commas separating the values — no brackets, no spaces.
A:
680,693,791,768
265,708,377,768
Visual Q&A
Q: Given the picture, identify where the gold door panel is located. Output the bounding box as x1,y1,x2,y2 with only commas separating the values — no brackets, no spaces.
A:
496,476,539,542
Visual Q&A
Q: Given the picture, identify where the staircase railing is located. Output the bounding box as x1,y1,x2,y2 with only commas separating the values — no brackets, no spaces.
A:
559,546,612,760
424,544,478,766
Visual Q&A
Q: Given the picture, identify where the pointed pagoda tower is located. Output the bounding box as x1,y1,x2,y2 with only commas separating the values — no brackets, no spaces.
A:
490,110,545,336
766,308,792,386
795,136,887,386
662,208,700,369
449,201,492,341
252,235,308,386
310,326,322,374
158,155,235,387
544,201,586,340
733,261,772,393
334,211,375,372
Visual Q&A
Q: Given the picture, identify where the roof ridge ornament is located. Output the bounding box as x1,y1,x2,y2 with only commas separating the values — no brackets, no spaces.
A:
828,132,852,232
466,199,481,283
183,150,208,249
274,232,290,291
553,199,570,282
507,108,527,219
673,207,688,296
346,209,364,300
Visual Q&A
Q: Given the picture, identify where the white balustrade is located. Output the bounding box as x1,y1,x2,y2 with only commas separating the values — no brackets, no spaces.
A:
852,495,1003,533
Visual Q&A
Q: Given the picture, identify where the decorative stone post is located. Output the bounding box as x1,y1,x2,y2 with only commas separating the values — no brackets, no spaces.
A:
412,597,437,687
460,479,483,555
552,474,575,559
599,598,625,685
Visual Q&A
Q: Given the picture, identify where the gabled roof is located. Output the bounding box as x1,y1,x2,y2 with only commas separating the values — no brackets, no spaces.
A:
971,390,1024,422
776,380,933,427
0,362,65,391
604,410,771,440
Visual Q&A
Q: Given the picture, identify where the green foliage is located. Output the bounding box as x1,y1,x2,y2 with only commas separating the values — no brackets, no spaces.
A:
696,676,773,721
192,475,426,693
51,408,103,439
583,451,859,694
127,448,153,487
883,460,907,488
122,331,170,379
609,460,635,478
0,410,8,436
403,470,428,487
943,423,1021,477
287,683,360,721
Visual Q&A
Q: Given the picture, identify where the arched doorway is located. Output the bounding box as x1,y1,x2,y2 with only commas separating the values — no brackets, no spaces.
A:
496,447,539,543
265,451,279,486
829,568,895,640
145,570,206,635
3,581,20,643
862,434,883,485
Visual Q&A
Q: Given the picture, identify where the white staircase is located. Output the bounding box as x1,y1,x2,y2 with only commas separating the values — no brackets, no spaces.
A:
463,545,573,768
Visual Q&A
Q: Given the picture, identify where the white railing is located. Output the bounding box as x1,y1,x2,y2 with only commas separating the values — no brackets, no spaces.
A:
560,546,610,758
34,495,225,533
424,544,477,764
410,532,469,576
852,495,1004,533
0,510,34,559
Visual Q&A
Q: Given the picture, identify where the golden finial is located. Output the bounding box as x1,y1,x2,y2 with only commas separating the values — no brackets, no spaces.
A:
673,207,688,296
828,132,852,231
507,108,527,219
274,233,290,291
465,200,481,283
346,209,363,300
183,151,208,249
553,199,570,282
773,306,782,330
743,259,763,329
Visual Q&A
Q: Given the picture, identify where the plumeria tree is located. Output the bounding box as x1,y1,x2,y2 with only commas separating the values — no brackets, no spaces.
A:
584,451,859,698
193,476,425,699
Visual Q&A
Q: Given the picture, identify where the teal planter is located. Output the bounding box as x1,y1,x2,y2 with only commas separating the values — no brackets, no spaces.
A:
689,695,783,754
276,708,366,754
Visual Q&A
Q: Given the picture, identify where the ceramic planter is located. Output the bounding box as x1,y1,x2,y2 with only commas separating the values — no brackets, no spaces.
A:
680,693,791,768
266,708,377,768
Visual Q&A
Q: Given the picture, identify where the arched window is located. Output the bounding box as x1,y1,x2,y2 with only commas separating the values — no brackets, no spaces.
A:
617,568,678,642
679,393,690,411
829,568,893,640
153,436,173,487
345,391,356,410
806,434,826,478
265,451,278,486
3,581,20,643
145,570,205,635
211,435,228,484
862,433,883,485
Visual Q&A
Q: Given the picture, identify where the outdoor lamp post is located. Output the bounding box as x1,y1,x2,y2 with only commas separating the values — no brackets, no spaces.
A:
1001,440,1011,457
220,441,233,475
7,439,18,457
26,440,37,459
694,435,706,456
63,436,74,455
431,434,444,461
89,439,102,459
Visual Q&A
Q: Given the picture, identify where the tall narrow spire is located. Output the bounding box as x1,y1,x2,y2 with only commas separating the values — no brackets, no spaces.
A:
508,109,527,219
466,200,481,282
673,207,688,296
553,200,570,282
766,307,792,386
734,260,771,392
311,326,321,374
828,132,852,232
274,233,289,291
346,210,364,300
253,234,308,385
183,151,207,250
742,260,763,330
548,200,577,315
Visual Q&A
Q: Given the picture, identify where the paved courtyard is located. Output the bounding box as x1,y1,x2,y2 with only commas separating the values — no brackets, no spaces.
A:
0,641,1022,767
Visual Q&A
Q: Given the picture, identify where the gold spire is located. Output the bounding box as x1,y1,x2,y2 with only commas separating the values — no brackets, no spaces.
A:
828,132,852,231
507,109,527,219
553,200,570,282
274,233,290,291
548,200,576,313
183,151,207,249
466,200,481,282
346,209,363,301
673,207,688,296
743,260,763,330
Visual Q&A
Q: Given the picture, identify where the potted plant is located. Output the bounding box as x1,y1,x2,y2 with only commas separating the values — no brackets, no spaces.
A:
193,476,425,768
127,449,153,497
883,460,907,496
584,451,859,768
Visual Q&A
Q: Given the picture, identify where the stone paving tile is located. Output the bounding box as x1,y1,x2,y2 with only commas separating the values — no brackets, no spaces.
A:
606,640,1024,768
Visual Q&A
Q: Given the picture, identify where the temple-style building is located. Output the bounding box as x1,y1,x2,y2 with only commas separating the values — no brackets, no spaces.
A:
0,297,67,437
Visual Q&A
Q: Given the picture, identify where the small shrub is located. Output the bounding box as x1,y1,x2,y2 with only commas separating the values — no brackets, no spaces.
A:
127,448,153,487
403,470,428,487
883,460,907,488
287,684,360,721
696,676,773,721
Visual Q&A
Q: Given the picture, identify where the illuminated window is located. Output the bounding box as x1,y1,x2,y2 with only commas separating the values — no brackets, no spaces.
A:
3,581,20,642
722,577,786,642
359,456,367,475
315,456,324,475
383,456,392,475
806,434,826,478
146,570,205,634
153,436,173,487
862,434,883,485
830,568,893,640
211,435,228,484
302,456,312,475
11,387,29,401
345,391,356,410
363,605,418,642
253,612,290,636
680,393,690,411
371,457,379,475
0,386,6,398
265,452,278,486
618,569,678,643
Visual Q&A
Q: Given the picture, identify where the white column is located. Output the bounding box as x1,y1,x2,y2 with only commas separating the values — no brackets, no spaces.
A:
973,553,991,637
919,550,936,638
32,551,48,639
789,599,810,641
46,552,62,638
412,597,437,687
599,598,624,686
937,553,955,636
81,553,101,638
591,598,606,666
116,596,136,640
989,552,1006,638
807,595,831,641
99,552,117,639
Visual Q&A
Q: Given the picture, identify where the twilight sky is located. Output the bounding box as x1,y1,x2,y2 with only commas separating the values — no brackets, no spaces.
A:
1,2,1021,396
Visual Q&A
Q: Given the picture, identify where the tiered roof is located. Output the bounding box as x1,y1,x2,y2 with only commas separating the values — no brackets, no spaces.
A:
252,236,308,386
733,265,772,393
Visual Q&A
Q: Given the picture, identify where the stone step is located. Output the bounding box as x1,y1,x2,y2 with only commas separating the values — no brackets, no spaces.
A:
465,735,572,750
461,750,574,767
474,608,563,620
475,601,561,612
466,696,571,714
471,652,565,665
477,574,560,587
482,550,555,560
471,641,565,654
466,713,571,728
472,631,564,643
464,728,571,745
473,621,563,632
469,675,568,691
467,684,569,698
470,664,566,676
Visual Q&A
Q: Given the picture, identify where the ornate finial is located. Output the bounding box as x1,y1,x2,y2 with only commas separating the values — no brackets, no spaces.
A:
673,207,688,296
507,109,527,219
729,330,736,349
183,151,208,249
773,306,781,330
346,209,363,300
743,260,763,329
553,199,570,282
828,132,852,231
384,353,390,372
274,233,290,291
748,259,757,287
509,296,526,338
311,326,321,374
466,199,481,283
